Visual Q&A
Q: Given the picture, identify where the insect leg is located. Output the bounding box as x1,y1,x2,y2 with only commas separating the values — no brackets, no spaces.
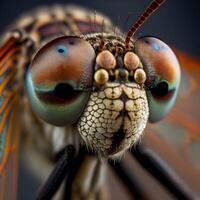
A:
63,146,86,200
131,145,196,199
109,159,148,199
69,148,107,200
36,145,75,200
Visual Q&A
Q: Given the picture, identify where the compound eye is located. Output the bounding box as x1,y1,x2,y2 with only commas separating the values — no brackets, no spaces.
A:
26,36,95,126
135,37,181,122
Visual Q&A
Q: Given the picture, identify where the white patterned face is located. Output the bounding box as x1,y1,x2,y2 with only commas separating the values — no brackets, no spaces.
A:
78,50,149,157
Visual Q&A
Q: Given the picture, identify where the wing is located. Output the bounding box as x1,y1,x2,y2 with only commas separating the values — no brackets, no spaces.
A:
140,50,200,196
0,32,23,200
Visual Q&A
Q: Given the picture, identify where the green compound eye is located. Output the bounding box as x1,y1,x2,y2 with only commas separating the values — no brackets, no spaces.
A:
135,37,181,122
26,36,95,126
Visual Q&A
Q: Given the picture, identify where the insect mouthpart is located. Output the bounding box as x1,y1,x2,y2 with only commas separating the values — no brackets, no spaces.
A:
77,82,149,157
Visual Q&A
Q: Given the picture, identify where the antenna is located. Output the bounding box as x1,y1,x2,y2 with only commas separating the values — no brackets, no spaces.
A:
125,0,166,50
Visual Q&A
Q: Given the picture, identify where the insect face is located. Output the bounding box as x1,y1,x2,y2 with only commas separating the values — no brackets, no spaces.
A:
26,34,149,156
78,32,180,156
25,0,180,157
78,39,149,156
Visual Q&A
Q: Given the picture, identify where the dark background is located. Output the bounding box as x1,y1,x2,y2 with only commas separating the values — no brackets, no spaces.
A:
0,0,200,57
0,0,199,199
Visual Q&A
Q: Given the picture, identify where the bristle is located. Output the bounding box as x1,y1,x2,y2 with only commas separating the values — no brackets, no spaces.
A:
123,12,132,32
113,15,121,36
88,15,93,33
93,10,97,32
116,15,121,37
99,19,105,51
125,0,166,50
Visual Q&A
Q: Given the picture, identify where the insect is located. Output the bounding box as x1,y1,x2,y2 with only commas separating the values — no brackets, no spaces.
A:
0,0,199,199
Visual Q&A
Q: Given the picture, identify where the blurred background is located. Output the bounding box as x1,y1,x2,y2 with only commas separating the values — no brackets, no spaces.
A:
0,0,200,199
0,0,200,57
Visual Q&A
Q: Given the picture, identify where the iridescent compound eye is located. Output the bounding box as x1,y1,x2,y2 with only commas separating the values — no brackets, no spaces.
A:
26,36,95,126
134,37,181,122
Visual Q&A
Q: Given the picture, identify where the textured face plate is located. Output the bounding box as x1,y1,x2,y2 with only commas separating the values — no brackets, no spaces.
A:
78,82,149,156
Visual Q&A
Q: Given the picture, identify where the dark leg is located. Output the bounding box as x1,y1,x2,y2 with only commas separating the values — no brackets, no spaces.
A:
36,145,75,200
63,146,86,200
109,159,148,199
131,144,195,200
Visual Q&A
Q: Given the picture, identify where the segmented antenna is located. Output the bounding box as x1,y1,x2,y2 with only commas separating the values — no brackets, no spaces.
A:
125,0,166,50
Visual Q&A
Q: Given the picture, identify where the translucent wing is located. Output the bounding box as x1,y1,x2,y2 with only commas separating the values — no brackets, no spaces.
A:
141,50,200,196
0,33,22,200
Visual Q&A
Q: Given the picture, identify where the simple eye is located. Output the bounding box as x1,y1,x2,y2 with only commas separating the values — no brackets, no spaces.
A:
26,36,95,126
134,37,181,122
